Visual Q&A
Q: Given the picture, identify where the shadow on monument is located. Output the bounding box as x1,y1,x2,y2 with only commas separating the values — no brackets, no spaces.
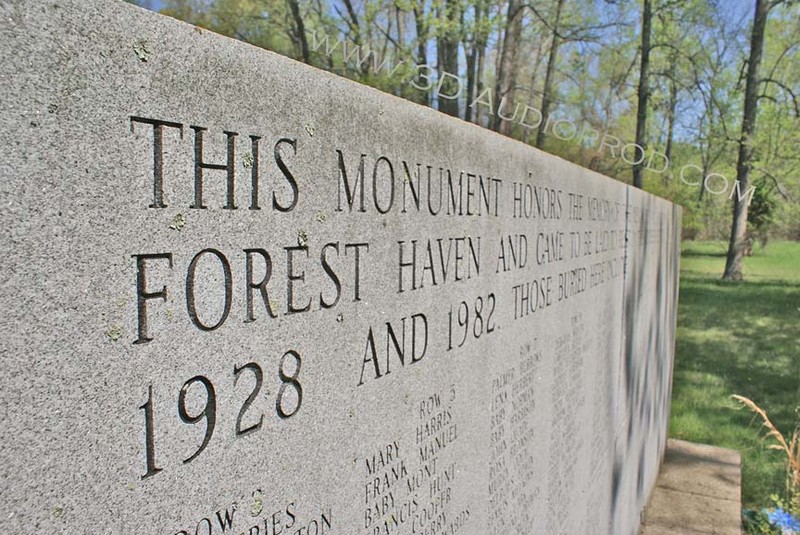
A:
610,197,680,535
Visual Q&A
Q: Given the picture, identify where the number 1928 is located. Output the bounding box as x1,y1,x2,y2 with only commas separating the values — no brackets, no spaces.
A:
139,349,303,479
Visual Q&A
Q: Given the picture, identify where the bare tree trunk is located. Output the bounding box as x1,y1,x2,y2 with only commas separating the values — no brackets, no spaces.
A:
664,60,677,183
466,46,477,121
465,2,478,122
535,0,565,148
493,0,523,133
465,0,490,123
341,0,374,78
474,23,487,125
632,0,652,189
523,43,545,144
413,1,429,106
698,161,706,201
396,4,404,51
342,0,361,45
493,1,505,83
698,151,709,202
286,0,310,63
381,14,393,66
437,0,461,117
310,0,335,69
723,0,769,280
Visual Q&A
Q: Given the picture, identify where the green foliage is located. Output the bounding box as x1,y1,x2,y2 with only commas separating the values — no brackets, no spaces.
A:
743,494,800,534
748,177,778,244
140,0,799,240
743,506,779,535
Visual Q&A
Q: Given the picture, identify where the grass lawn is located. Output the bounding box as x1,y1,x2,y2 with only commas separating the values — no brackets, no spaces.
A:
671,240,800,509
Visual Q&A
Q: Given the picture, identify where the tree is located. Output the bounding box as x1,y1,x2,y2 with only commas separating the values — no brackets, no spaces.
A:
527,0,625,148
412,0,431,105
722,0,771,280
492,0,524,134
632,0,652,189
464,0,491,123
286,0,310,63
689,6,740,204
535,0,565,148
749,4,800,241
436,0,461,117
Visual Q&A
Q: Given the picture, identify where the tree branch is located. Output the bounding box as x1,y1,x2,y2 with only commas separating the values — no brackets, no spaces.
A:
753,166,793,201
333,5,359,39
522,2,626,42
760,77,800,117
373,21,401,49
341,0,362,44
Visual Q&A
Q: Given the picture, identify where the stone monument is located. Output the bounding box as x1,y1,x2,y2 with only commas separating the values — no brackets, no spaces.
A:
0,1,680,534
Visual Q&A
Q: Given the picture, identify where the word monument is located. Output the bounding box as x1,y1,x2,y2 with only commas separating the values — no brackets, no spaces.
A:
0,1,680,534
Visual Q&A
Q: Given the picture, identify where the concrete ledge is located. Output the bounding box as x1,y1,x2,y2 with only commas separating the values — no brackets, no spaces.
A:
641,439,742,535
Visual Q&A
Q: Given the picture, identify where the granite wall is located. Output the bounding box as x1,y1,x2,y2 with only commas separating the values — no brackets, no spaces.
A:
0,1,680,533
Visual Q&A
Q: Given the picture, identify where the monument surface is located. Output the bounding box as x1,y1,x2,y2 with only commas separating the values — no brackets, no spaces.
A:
0,1,680,534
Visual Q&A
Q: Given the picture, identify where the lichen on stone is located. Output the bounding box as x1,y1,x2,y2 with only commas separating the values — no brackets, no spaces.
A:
242,152,254,169
169,213,186,231
297,230,308,247
250,490,264,517
133,39,151,62
106,325,122,341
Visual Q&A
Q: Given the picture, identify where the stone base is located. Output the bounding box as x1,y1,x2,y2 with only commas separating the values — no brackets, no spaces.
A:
641,439,742,535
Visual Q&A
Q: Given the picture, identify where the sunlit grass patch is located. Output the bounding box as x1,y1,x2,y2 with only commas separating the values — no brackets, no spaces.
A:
671,240,800,508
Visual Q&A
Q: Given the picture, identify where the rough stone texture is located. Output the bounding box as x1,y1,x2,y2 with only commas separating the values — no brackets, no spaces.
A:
0,1,680,534
641,439,743,535
613,187,682,535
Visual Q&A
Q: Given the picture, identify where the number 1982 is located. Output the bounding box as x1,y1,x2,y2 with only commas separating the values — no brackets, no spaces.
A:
447,293,497,351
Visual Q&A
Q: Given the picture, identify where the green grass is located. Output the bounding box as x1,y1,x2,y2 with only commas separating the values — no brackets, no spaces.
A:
671,241,800,508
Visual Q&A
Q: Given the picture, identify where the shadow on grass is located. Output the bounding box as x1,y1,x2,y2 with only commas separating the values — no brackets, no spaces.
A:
681,249,728,258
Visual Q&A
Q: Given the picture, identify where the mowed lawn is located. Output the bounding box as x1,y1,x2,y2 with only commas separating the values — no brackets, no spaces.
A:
671,241,800,508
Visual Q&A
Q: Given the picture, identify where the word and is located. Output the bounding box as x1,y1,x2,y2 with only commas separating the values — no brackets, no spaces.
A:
357,313,429,386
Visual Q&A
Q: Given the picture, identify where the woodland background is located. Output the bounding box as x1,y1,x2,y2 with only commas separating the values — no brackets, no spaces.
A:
130,0,799,278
